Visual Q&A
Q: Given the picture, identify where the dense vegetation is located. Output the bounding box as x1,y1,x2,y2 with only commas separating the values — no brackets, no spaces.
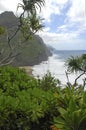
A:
0,65,86,130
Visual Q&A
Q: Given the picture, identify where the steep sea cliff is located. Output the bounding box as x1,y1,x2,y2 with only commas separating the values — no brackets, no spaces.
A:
0,11,52,66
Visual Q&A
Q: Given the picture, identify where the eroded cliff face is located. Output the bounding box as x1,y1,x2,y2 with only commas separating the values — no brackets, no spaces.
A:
13,35,52,66
0,11,52,66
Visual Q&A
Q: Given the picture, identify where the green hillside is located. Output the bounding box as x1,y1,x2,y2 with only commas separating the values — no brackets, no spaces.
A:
12,35,52,66
0,11,52,66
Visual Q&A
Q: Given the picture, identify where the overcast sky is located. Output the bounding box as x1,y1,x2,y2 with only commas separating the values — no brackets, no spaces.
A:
0,0,86,50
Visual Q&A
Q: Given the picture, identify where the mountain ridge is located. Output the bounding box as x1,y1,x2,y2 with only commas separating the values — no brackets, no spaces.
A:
0,11,52,66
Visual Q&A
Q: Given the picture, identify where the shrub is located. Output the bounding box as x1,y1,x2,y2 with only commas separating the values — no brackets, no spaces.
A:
37,71,61,91
0,66,59,130
0,66,37,96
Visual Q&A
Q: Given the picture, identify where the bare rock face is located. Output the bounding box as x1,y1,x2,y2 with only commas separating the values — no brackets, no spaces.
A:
0,11,52,66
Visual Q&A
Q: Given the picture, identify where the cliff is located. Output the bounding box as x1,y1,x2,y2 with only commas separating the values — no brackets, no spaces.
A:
0,11,52,66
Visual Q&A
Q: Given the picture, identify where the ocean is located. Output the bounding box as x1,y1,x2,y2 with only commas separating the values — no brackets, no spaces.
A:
32,50,86,85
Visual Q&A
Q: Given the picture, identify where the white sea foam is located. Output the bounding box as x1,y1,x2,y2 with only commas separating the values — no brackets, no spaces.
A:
32,54,85,85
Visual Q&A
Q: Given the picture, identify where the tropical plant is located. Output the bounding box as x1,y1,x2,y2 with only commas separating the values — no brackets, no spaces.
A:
54,98,86,130
17,0,45,35
37,71,61,91
66,54,86,85
21,0,45,13
53,85,86,130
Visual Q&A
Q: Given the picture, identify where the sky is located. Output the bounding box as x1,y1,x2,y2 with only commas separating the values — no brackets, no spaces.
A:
0,0,86,50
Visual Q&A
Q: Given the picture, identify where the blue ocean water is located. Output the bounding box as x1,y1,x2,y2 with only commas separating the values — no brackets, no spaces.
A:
32,50,86,85
53,50,86,61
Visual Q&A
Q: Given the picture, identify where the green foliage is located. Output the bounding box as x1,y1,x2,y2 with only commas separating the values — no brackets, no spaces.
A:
0,66,86,130
53,86,86,130
21,0,45,13
37,71,61,91
0,66,37,96
66,54,86,73
0,26,6,35
20,15,44,40
65,54,86,85
17,0,45,35
29,14,44,33
0,66,58,130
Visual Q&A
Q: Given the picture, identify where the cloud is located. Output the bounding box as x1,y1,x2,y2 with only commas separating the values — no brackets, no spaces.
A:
40,0,68,22
38,0,86,50
67,0,85,22
0,3,6,12
38,30,86,50
0,0,20,14
43,27,51,32
38,30,78,45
